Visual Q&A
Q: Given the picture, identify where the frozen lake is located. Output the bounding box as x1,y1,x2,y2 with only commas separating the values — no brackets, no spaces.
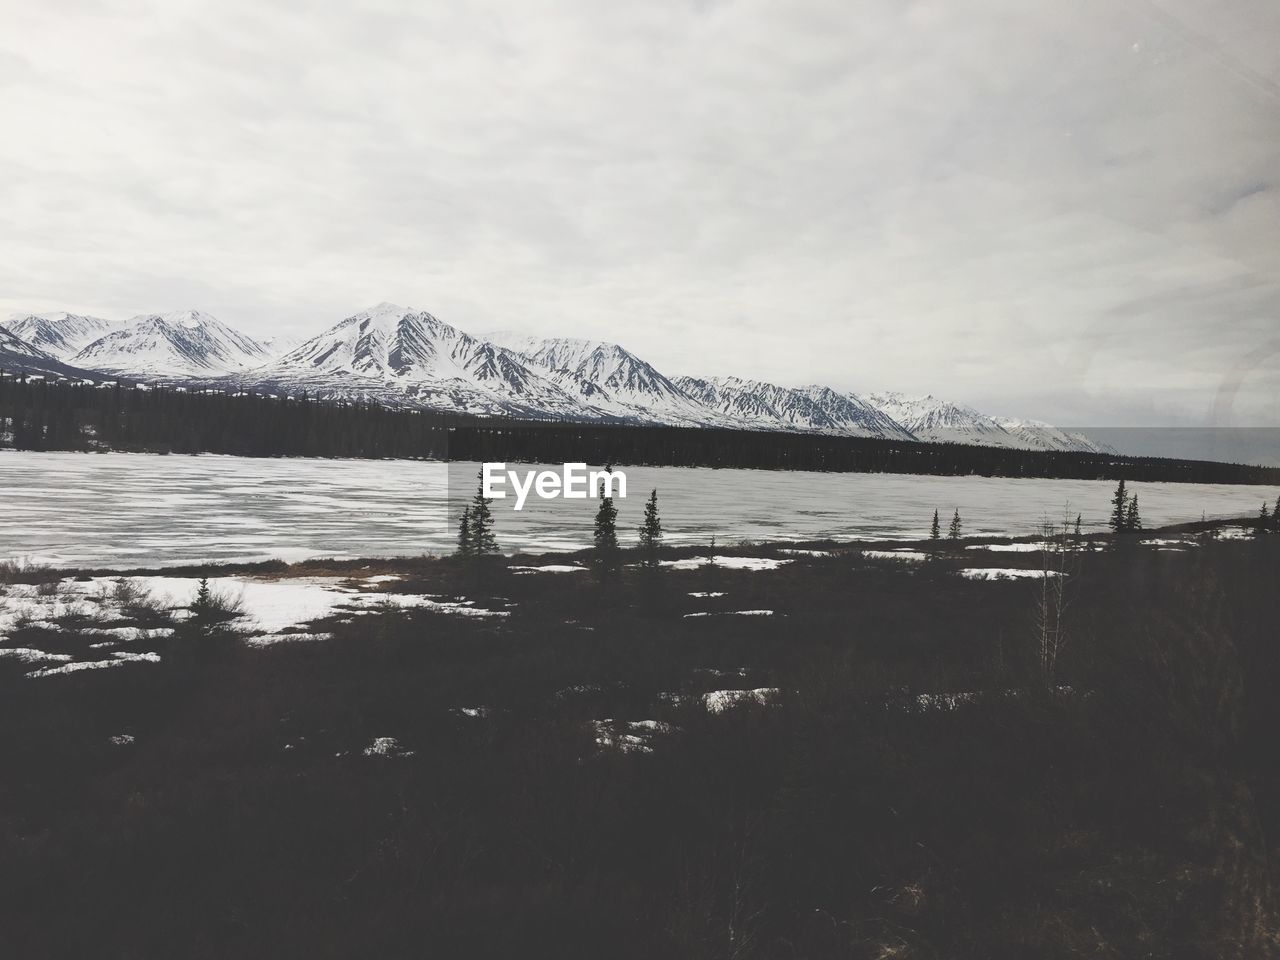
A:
1,451,1272,568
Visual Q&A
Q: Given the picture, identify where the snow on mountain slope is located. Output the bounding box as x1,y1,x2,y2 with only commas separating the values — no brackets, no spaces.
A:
992,417,1116,455
259,334,302,358
799,385,919,440
17,302,1112,452
3,312,118,358
246,304,589,417
72,310,270,377
0,327,47,360
674,376,916,440
490,333,724,426
865,392,1112,453
865,392,1021,447
0,327,116,381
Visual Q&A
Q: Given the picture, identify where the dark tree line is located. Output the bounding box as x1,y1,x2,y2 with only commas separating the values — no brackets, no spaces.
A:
448,421,1280,486
3,373,1278,486
0,375,463,459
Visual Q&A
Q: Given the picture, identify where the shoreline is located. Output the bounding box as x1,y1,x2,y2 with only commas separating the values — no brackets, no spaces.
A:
3,513,1264,583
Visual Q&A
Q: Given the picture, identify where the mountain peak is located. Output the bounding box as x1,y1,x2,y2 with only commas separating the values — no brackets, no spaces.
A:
160,309,217,329
359,302,412,321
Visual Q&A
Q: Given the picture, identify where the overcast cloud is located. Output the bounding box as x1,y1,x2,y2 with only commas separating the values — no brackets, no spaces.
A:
1,0,1278,426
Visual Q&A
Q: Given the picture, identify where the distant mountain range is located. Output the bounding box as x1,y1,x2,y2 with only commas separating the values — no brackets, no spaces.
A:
0,303,1114,454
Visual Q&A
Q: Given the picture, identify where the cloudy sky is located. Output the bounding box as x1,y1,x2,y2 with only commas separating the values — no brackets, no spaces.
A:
2,0,1278,426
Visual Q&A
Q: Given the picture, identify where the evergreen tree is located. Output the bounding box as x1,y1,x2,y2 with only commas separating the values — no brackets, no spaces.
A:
593,481,620,576
1125,495,1142,532
193,577,212,618
637,488,662,565
468,475,498,555
948,509,962,540
1259,501,1272,536
930,509,940,540
1110,479,1128,533
456,506,473,558
190,577,216,636
1074,514,1082,538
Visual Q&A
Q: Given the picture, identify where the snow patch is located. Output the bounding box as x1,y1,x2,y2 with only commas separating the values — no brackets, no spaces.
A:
0,647,73,664
244,631,334,647
658,556,790,571
27,652,160,678
592,719,675,754
965,542,1046,553
861,549,927,562
960,568,1064,580
703,688,781,713
362,736,413,758
683,609,774,618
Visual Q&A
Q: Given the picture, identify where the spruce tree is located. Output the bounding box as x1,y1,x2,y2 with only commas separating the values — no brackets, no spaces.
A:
930,510,940,541
1110,479,1128,533
1259,501,1272,536
637,488,662,565
1074,514,1082,538
948,509,962,540
190,577,216,636
456,506,473,558
469,475,498,556
194,577,212,618
594,481,620,576
1125,495,1141,532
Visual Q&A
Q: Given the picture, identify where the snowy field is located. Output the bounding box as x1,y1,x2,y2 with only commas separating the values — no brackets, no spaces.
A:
0,573,511,676
0,451,1273,568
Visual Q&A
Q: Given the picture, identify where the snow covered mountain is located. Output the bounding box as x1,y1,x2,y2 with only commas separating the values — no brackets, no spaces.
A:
2,312,117,358
864,392,1112,453
0,327,117,381
227,310,1117,449
865,392,1021,447
992,417,1115,455
14,301,1114,454
243,303,588,417
489,333,725,426
72,310,271,377
675,376,916,440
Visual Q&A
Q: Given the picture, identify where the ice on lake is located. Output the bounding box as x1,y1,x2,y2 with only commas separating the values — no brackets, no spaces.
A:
0,451,1273,568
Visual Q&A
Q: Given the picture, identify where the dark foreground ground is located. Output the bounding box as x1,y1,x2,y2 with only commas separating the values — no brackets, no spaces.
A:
2,523,1279,959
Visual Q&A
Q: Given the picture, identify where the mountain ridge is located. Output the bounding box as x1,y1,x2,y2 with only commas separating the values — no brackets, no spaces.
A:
71,310,271,376
2,312,118,358
1,303,1113,454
